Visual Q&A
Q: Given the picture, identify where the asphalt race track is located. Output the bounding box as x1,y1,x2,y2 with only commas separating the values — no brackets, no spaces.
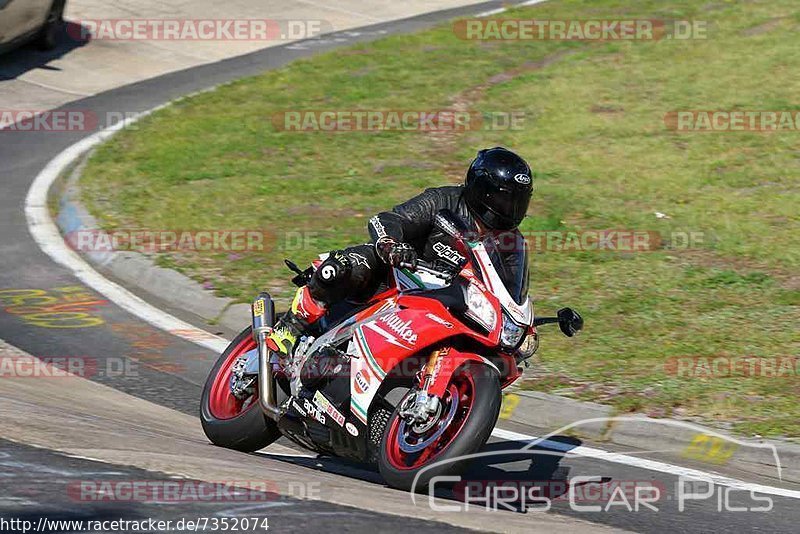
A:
0,3,798,533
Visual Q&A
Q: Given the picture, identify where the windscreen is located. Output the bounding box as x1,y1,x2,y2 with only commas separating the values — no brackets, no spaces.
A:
479,233,529,305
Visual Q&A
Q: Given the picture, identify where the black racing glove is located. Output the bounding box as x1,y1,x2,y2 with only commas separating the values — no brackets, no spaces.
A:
376,238,418,269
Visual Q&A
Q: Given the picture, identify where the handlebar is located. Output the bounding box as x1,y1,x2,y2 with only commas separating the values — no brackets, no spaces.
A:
399,260,455,281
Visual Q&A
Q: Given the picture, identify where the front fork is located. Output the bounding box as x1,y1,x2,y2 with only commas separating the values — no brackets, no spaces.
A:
252,292,281,421
400,348,446,424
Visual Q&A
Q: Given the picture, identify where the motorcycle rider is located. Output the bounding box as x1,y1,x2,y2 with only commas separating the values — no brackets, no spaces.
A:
266,147,534,359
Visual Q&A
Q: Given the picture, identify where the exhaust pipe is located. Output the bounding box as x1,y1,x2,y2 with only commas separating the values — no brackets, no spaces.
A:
252,292,281,421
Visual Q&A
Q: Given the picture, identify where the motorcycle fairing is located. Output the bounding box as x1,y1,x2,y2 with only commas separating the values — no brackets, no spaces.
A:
348,334,383,426
426,347,500,398
348,296,497,421
296,297,400,366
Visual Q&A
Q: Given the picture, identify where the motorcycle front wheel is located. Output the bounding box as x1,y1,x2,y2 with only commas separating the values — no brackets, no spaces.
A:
200,326,281,452
378,362,501,491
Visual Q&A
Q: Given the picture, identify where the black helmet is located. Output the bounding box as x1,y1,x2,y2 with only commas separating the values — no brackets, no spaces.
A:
464,147,533,231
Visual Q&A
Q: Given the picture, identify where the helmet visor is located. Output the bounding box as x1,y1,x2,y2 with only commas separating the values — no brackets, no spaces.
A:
475,183,531,230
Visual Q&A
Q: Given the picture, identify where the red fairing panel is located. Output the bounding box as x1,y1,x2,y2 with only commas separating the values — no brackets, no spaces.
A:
398,293,501,348
426,347,500,398
356,302,465,377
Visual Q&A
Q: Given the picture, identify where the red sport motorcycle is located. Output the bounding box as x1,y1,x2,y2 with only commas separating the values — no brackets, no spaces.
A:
200,211,583,490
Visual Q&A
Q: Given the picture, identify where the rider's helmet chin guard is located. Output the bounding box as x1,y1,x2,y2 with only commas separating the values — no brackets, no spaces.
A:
464,147,533,231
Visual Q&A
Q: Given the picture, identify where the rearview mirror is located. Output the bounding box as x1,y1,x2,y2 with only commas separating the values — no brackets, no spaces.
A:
557,307,583,337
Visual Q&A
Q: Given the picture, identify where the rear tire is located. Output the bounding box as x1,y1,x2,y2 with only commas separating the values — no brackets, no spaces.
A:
378,362,501,491
200,326,281,452
36,0,65,51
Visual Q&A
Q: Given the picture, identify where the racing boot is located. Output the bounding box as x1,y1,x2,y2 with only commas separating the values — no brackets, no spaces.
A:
266,286,326,365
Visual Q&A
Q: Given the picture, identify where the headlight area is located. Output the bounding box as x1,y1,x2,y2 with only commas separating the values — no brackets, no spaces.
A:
464,282,497,332
516,329,539,360
500,312,526,348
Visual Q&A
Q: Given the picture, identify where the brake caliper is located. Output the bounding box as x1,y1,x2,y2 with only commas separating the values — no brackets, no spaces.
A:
229,355,256,399
398,348,445,427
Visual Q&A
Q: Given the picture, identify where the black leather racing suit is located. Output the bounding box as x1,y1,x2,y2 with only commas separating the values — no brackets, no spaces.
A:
307,185,527,305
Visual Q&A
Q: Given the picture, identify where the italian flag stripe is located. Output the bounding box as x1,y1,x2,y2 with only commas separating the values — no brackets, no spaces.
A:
356,326,386,379
351,399,368,423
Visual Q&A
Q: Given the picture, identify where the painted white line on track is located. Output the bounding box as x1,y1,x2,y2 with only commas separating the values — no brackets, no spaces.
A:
23,0,798,506
492,428,800,500
24,109,229,355
474,7,507,17
256,451,318,459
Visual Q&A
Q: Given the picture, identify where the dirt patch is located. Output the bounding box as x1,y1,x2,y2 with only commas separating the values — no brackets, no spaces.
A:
741,18,783,37
673,249,799,290
425,49,578,172
591,104,624,114
350,67,374,78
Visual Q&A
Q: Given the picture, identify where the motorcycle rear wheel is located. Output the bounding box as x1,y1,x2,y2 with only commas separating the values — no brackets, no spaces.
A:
378,362,501,491
200,326,281,452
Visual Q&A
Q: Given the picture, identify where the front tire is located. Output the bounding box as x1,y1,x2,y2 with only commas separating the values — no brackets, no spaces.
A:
200,326,281,452
378,362,501,491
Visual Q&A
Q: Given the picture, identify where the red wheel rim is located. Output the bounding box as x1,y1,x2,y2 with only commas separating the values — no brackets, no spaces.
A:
385,369,476,470
208,336,258,420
